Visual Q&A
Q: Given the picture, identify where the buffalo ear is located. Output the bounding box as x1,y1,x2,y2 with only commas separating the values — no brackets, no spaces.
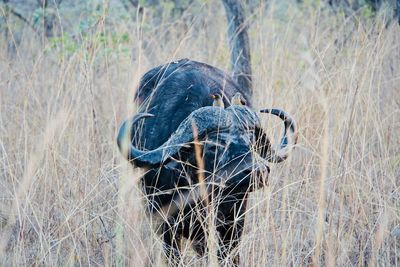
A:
254,127,272,159
253,161,270,189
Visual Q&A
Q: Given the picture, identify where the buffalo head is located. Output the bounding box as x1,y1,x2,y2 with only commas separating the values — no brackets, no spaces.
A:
117,104,297,211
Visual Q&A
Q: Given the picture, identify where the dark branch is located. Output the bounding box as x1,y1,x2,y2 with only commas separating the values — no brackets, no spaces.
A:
221,0,252,98
2,3,38,33
9,9,32,28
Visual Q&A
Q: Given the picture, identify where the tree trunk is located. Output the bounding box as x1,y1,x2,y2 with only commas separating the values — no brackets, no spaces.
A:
221,0,252,98
397,0,400,24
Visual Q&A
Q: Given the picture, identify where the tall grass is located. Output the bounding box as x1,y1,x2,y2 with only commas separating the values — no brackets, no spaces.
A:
0,1,399,266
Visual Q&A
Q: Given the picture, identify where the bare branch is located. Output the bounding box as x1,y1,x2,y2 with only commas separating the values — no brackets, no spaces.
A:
1,2,38,33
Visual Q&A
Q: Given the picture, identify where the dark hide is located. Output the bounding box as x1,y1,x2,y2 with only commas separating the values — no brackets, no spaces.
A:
140,106,268,266
132,59,251,150
118,59,297,266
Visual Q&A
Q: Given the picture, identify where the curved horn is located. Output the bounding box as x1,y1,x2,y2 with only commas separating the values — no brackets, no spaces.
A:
117,107,232,167
117,113,155,167
225,105,261,130
258,108,298,163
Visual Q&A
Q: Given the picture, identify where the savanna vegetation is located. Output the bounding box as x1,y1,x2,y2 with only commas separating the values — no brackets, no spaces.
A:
0,0,399,266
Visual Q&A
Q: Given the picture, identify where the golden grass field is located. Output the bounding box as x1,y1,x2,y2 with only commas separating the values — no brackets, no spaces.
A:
0,1,399,266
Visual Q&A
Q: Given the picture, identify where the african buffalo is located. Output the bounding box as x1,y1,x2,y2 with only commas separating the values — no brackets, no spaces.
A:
117,59,297,266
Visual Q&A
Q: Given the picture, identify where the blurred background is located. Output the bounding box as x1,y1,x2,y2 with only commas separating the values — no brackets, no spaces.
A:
0,0,399,266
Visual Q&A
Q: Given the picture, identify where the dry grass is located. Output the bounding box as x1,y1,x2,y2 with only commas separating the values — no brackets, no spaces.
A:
1,1,399,266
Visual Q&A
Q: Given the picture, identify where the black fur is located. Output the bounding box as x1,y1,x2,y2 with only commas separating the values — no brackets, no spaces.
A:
126,59,269,266
133,59,251,150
